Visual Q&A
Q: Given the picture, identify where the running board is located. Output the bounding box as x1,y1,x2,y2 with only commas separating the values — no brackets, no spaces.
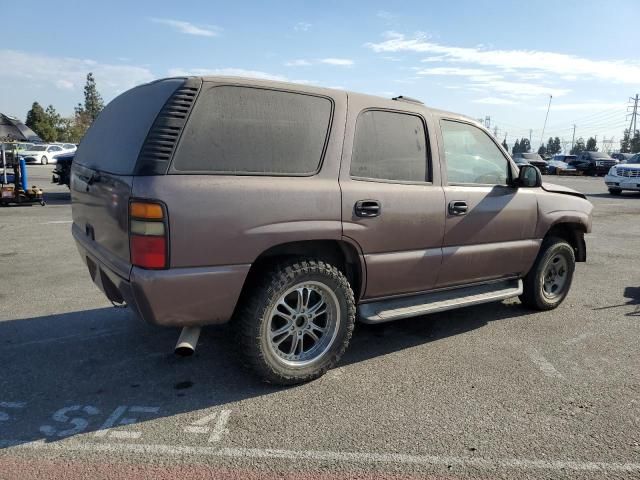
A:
359,279,523,324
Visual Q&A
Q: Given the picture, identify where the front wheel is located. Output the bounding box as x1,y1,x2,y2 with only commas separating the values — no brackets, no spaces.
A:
41,156,48,165
235,259,356,385
520,237,575,311
608,188,622,195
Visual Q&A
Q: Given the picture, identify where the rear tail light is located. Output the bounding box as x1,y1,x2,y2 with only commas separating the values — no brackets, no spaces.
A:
129,200,168,269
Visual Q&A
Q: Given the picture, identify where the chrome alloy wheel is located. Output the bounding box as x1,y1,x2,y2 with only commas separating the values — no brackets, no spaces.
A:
266,281,340,367
542,253,569,299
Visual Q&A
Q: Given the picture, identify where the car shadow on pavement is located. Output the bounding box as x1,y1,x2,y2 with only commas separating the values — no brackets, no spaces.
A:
43,192,71,205
344,301,530,365
0,301,532,447
591,286,640,316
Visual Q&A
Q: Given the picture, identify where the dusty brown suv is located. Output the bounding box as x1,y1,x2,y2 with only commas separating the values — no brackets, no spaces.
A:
71,77,593,384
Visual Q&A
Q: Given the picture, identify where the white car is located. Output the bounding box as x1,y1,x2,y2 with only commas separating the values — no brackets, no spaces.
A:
20,144,69,165
604,155,640,194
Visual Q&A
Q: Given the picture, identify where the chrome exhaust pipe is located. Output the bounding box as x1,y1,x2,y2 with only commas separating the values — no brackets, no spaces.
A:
174,326,201,356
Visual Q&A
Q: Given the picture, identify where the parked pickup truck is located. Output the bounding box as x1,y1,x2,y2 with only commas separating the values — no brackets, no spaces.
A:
571,151,617,176
71,77,593,384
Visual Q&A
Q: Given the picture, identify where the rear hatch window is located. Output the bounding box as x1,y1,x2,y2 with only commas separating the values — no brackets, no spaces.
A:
74,79,184,175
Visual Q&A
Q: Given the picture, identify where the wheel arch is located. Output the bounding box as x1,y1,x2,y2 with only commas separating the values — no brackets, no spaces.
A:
242,239,365,300
544,222,587,262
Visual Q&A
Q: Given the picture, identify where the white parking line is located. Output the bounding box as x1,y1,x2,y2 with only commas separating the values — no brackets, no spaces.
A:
1,439,639,474
39,220,73,225
527,347,563,379
563,332,593,346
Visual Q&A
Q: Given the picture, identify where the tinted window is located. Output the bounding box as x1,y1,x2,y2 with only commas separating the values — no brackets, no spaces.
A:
441,120,510,185
174,86,332,175
350,110,428,182
74,79,183,175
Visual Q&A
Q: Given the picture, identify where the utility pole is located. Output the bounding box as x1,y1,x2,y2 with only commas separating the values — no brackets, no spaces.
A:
493,126,498,138
485,116,491,129
529,129,532,143
539,94,553,149
571,124,576,152
628,94,639,135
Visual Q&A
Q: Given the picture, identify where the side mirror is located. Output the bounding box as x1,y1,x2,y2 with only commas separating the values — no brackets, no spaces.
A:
517,164,542,188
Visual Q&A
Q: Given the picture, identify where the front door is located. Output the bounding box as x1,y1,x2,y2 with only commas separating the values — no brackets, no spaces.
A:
340,104,445,299
436,119,539,288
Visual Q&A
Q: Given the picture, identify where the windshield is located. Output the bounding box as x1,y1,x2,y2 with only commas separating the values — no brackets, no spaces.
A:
589,152,610,159
522,153,543,160
628,154,640,164
29,145,46,151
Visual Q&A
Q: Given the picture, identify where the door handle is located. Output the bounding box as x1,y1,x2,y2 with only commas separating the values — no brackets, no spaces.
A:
448,200,468,216
355,199,381,217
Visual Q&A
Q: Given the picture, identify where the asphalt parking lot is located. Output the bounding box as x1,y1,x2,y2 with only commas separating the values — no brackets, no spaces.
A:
0,167,639,479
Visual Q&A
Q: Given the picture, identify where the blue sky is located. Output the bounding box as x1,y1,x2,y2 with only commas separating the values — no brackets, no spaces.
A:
1,0,639,150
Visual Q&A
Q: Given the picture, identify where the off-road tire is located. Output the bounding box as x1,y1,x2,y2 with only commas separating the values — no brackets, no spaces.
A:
520,237,575,311
235,259,356,385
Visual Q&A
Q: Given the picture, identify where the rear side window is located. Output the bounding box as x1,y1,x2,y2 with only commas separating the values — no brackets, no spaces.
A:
173,86,332,175
350,110,428,182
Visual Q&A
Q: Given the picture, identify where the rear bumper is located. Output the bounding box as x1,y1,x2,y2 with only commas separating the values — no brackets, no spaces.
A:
73,232,250,327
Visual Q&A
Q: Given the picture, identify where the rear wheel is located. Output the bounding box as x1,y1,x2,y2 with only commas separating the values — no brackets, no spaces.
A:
235,259,356,385
520,237,575,311
608,188,622,195
41,156,48,165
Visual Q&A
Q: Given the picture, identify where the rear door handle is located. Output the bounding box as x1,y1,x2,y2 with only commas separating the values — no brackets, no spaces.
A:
355,199,381,217
448,200,468,216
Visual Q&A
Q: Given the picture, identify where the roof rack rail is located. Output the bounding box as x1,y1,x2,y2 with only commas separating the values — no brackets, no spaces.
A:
391,95,424,105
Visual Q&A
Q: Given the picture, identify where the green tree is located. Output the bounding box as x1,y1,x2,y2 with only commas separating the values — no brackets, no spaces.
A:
71,72,104,141
545,137,554,155
631,130,640,153
25,102,48,138
537,144,546,155
553,137,561,154
586,137,598,152
519,137,531,153
512,139,520,155
620,129,631,153
80,72,104,121
501,138,508,151
25,102,58,142
571,138,586,155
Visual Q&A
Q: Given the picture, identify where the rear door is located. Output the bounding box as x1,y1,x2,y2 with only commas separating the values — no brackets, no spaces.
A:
436,118,539,288
340,97,445,299
71,78,186,279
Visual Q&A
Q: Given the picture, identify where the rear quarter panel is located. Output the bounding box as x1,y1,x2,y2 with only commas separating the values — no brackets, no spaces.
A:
132,86,348,268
